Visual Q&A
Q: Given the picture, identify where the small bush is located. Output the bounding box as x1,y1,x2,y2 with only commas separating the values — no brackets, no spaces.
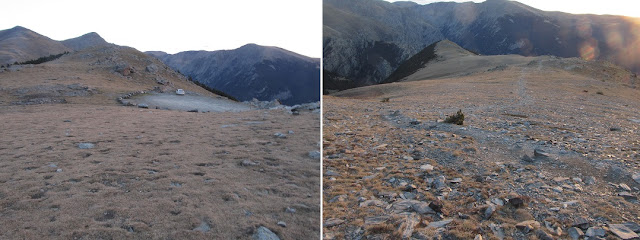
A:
444,109,465,125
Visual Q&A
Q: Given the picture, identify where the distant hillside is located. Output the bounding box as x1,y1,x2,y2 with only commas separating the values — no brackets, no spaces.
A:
0,26,70,66
324,0,640,91
148,44,320,105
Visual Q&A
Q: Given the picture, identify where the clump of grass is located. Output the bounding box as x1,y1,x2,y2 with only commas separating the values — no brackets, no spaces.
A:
444,110,465,125
381,97,390,103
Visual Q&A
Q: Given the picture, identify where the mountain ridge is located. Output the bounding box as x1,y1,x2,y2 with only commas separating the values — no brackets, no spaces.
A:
323,0,640,92
148,44,320,105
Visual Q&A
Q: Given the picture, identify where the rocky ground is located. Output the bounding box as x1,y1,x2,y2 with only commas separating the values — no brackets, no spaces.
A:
322,63,640,239
0,45,320,239
0,104,320,239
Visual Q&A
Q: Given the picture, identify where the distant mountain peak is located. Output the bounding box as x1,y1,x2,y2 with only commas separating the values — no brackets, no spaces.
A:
62,31,109,51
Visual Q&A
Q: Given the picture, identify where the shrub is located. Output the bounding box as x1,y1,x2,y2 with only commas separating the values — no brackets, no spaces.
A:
444,109,465,125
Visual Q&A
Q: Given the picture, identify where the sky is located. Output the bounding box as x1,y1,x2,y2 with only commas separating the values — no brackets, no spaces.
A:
385,0,640,18
0,0,322,57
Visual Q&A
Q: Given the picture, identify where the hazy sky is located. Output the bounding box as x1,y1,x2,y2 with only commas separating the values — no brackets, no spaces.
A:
0,0,321,57
385,0,640,18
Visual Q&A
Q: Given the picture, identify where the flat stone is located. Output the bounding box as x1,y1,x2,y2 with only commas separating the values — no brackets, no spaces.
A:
78,143,95,149
585,227,606,237
609,224,640,239
277,221,286,227
308,151,320,160
137,103,149,108
364,216,390,225
572,217,590,229
489,223,505,239
433,176,447,189
420,164,434,171
623,222,640,233
253,226,280,240
450,178,462,183
534,149,550,158
620,183,632,191
324,218,344,227
567,227,584,240
193,221,210,233
359,199,387,208
633,173,640,184
240,160,258,166
325,170,340,176
553,177,569,182
427,219,452,228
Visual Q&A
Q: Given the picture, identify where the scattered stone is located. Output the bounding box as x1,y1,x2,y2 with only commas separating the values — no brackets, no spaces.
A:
508,197,525,208
145,64,158,73
572,217,590,229
277,221,286,227
535,229,554,240
412,202,436,214
553,177,569,182
522,154,535,162
240,160,258,166
325,170,340,177
474,234,483,240
193,221,210,233
489,223,505,239
450,178,462,184
429,200,444,213
516,220,541,233
568,227,584,240
137,103,149,108
492,198,504,206
618,191,637,200
433,176,447,189
609,224,640,240
187,109,198,113
484,205,496,220
78,143,95,149
308,151,321,160
359,199,386,208
584,176,596,185
56,168,63,172
328,194,347,203
398,213,420,239
610,127,622,131
427,219,452,228
253,226,280,240
324,218,345,228
552,186,563,193
285,207,296,214
585,227,606,237
364,216,390,225
420,164,434,171
274,132,287,138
